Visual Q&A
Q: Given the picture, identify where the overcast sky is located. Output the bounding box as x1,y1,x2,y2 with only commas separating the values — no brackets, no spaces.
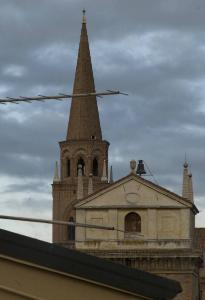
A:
0,0,205,241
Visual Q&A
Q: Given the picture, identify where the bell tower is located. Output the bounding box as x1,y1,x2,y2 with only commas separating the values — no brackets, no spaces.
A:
52,11,110,245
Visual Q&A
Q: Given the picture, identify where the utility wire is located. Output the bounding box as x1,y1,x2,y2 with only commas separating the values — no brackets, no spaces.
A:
144,160,160,186
0,215,129,233
0,215,114,231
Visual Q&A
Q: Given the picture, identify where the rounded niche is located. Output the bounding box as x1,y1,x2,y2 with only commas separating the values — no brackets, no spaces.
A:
125,192,140,204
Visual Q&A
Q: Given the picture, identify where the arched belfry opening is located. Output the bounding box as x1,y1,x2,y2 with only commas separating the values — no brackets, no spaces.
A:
92,157,98,176
77,157,85,175
67,158,70,177
125,212,141,233
68,216,75,241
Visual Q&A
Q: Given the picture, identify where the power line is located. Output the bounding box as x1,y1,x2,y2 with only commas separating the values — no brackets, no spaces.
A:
0,215,128,233
0,215,114,230
143,160,160,186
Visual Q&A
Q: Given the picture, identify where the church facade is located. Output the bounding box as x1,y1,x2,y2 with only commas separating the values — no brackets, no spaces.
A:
52,12,204,300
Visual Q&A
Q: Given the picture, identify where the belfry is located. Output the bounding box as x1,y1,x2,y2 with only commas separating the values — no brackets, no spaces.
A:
52,11,110,245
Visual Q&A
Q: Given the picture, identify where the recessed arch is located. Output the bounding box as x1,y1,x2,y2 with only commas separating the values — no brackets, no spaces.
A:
91,148,103,156
62,149,70,158
125,212,141,233
68,216,75,241
75,148,86,156
77,157,85,175
66,158,71,177
92,157,98,176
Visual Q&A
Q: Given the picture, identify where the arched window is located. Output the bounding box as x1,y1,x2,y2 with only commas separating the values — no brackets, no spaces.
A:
67,159,70,177
125,212,141,233
68,216,75,241
92,158,98,176
77,157,85,175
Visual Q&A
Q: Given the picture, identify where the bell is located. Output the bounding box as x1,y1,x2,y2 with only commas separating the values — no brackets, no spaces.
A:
136,160,146,176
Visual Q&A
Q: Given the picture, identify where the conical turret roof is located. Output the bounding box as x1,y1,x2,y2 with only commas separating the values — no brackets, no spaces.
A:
67,11,102,140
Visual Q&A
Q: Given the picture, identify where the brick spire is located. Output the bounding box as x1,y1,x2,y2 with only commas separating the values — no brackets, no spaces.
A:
66,10,102,140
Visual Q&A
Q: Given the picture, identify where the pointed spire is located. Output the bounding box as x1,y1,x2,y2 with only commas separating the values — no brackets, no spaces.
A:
67,11,102,140
182,160,194,202
188,173,194,203
101,160,108,182
88,173,93,195
182,160,189,198
53,161,60,182
77,164,84,200
109,165,113,183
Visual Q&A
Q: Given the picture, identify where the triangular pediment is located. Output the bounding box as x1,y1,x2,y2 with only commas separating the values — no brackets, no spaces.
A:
75,174,193,209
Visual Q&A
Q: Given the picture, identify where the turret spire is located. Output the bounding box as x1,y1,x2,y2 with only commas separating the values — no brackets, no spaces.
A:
101,160,108,182
53,161,60,182
182,160,194,202
67,11,102,140
188,173,194,203
109,165,113,183
182,161,189,199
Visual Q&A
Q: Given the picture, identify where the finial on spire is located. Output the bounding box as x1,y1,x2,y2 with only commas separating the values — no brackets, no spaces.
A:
184,153,188,168
82,9,86,23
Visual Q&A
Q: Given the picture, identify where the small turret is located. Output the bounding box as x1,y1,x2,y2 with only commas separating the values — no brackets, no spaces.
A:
182,160,194,202
188,173,194,203
53,161,60,182
109,165,113,183
101,160,108,182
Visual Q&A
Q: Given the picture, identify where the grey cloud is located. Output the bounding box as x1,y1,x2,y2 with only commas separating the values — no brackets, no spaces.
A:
1,181,50,194
0,0,205,236
2,197,51,212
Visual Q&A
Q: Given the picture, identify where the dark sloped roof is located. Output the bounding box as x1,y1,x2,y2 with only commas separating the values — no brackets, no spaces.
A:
0,229,181,300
